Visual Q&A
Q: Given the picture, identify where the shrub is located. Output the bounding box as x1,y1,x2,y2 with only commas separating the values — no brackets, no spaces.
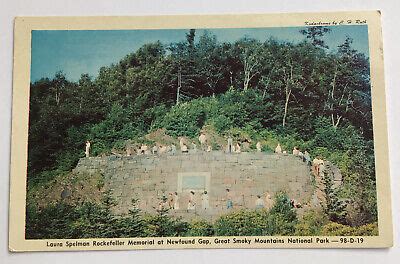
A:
26,193,129,239
208,115,234,133
155,101,207,138
214,192,298,236
186,220,215,236
266,192,298,235
321,222,378,236
26,202,78,239
295,210,329,236
142,214,189,237
214,209,269,236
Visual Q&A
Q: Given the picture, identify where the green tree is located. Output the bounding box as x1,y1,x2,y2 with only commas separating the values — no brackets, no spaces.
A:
186,220,214,236
300,26,332,48
70,191,123,238
118,199,146,237
142,196,188,237
25,202,78,239
266,192,298,235
321,163,348,224
295,210,329,235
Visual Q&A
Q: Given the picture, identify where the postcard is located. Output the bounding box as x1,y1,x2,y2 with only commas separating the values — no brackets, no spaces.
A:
9,11,392,251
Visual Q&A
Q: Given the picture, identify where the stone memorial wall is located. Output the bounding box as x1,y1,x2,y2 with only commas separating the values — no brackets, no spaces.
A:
73,151,315,220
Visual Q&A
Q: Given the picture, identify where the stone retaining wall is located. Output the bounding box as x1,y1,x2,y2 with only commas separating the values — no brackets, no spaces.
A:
73,151,315,220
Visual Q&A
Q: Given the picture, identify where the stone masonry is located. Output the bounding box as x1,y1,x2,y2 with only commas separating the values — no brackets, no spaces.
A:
73,151,316,220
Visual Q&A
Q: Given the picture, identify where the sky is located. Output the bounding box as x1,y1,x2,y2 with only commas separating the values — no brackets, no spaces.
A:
30,25,369,82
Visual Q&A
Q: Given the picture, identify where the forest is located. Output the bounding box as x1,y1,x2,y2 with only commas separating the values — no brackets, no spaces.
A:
26,27,378,238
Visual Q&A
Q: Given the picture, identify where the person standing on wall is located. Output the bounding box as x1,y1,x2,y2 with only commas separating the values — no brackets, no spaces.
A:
199,132,207,151
227,136,233,153
226,188,233,209
275,143,282,154
85,140,91,158
256,142,262,152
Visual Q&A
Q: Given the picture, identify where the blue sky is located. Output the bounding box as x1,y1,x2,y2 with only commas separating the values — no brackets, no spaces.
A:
31,25,369,82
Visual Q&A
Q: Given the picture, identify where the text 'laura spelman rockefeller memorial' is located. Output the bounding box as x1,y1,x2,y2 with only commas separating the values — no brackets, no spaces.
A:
9,12,392,251
47,236,358,249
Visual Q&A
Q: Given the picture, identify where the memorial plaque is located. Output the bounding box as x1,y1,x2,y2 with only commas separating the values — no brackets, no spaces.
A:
181,175,206,190
177,172,211,193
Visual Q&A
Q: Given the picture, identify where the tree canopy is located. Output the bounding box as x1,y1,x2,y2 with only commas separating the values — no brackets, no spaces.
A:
27,28,376,227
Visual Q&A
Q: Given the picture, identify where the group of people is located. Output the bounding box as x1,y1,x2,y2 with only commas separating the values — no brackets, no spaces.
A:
85,133,321,161
275,143,309,157
156,189,279,212
254,193,275,210
186,190,210,211
275,143,312,164
292,146,312,165
216,189,275,211
157,190,210,212
134,143,177,156
275,143,325,177
85,137,321,213
123,132,213,157
226,137,243,153
158,192,180,211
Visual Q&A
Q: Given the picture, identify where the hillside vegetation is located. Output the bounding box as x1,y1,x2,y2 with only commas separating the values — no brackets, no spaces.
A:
26,28,377,237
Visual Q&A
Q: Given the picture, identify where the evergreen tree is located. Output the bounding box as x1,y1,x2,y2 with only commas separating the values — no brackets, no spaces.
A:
143,196,188,237
300,26,332,48
322,163,348,224
71,190,123,238
266,192,298,235
119,199,146,237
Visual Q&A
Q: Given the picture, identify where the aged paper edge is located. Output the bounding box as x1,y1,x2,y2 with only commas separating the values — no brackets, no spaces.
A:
9,11,393,251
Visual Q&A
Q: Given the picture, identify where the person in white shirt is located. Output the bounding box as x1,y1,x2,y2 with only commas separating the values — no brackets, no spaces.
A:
173,192,180,210
168,192,174,209
201,191,209,210
255,195,265,209
235,142,241,153
126,144,132,156
140,144,148,154
198,132,207,150
312,157,324,176
187,191,196,210
303,151,311,165
191,142,197,153
179,137,185,150
152,145,158,154
158,145,167,154
265,193,274,210
275,143,282,154
292,146,300,156
85,141,91,157
256,142,262,152
181,143,189,153
227,137,233,153
170,144,177,155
